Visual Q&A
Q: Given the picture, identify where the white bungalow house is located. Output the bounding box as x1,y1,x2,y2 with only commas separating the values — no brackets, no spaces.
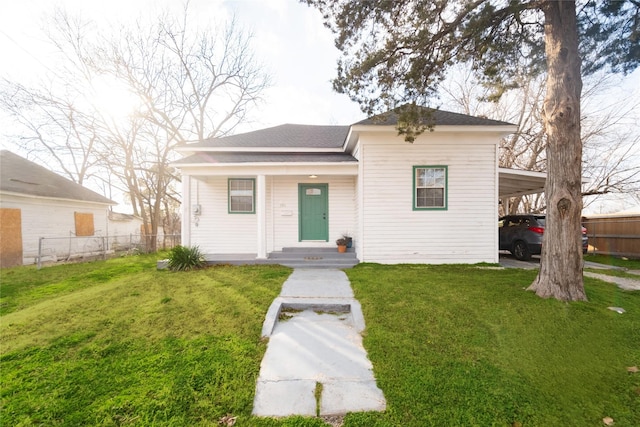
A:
0,150,115,266
174,108,544,266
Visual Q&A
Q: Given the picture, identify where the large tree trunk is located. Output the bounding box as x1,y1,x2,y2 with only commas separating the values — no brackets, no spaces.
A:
528,1,586,301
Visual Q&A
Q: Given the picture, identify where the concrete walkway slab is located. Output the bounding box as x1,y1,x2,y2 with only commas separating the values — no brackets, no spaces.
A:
252,380,317,417
259,311,375,381
322,379,387,415
253,269,386,418
280,269,354,298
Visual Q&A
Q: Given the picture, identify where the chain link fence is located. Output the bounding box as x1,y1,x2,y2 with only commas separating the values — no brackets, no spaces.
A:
36,234,181,269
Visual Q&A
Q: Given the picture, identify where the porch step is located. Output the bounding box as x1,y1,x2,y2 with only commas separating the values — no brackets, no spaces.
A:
204,248,359,269
269,247,358,269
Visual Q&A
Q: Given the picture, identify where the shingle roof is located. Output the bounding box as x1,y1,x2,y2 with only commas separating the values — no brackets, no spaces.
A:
176,107,512,156
355,106,515,127
186,124,351,149
0,150,114,204
174,152,358,164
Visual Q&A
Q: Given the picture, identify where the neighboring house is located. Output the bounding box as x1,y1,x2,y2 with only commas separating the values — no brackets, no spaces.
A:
107,211,167,251
107,211,144,251
174,108,544,264
108,211,169,239
0,150,114,267
108,211,144,237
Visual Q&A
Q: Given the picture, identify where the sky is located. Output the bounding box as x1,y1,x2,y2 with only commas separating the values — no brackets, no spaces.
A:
0,0,363,132
1,0,638,214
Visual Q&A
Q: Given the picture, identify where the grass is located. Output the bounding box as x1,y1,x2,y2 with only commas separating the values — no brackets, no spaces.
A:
0,255,313,426
585,254,640,270
1,257,638,426
0,255,154,316
345,264,640,427
315,382,323,417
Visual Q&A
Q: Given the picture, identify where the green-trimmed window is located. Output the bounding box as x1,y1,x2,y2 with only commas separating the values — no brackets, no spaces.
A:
413,166,447,210
228,178,255,213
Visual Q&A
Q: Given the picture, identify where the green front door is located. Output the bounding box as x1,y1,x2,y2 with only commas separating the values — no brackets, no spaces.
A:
299,184,328,241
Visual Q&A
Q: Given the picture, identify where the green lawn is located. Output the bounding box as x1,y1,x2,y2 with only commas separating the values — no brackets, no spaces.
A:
347,264,639,426
585,254,640,270
1,256,638,426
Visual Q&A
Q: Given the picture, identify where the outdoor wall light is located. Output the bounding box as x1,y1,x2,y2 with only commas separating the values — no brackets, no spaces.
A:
309,175,318,178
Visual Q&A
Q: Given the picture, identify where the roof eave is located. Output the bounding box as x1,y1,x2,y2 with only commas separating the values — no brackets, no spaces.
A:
342,127,359,153
173,161,358,169
0,190,116,206
175,146,345,153
350,124,518,133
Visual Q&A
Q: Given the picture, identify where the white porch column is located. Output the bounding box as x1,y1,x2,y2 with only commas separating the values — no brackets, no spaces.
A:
181,174,191,247
256,174,267,259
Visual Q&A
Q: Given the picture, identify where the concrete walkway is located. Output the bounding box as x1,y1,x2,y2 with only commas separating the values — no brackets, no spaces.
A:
583,271,640,291
499,253,640,291
253,269,386,418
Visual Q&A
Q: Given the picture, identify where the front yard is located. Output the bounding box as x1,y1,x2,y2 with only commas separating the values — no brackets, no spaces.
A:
1,255,638,426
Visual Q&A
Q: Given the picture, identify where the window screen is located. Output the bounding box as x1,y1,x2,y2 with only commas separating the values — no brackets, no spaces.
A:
414,166,447,210
229,179,255,213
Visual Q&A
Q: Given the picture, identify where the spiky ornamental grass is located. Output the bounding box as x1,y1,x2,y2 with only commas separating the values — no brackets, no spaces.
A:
167,245,206,271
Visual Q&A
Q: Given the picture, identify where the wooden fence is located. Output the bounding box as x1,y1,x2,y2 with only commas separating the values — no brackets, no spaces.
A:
583,214,640,259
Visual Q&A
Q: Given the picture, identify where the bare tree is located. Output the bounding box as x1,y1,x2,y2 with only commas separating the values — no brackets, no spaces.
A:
580,75,640,205
0,11,114,187
0,4,270,251
90,7,269,249
439,65,640,215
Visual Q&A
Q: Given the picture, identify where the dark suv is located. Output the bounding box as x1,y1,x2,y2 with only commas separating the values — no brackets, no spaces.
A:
499,214,588,261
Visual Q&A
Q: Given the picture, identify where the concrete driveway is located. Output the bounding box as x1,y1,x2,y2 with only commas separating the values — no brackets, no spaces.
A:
498,252,540,269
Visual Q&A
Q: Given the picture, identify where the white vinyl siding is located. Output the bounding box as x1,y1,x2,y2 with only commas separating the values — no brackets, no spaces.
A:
359,131,499,264
0,194,109,265
190,176,260,253
188,175,356,254
108,217,144,237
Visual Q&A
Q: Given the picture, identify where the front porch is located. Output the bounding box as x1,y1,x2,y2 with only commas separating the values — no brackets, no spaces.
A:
204,247,359,269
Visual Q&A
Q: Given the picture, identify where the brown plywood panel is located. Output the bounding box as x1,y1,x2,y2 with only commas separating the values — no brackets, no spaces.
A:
74,212,95,236
1,208,23,268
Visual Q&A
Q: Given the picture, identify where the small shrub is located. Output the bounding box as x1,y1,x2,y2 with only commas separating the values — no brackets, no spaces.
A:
167,245,206,271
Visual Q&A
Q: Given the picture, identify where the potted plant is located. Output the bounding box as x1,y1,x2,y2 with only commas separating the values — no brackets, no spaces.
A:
343,233,353,249
342,234,353,249
336,236,348,253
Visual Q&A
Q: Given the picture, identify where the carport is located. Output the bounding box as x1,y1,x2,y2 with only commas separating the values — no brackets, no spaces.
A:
498,168,546,211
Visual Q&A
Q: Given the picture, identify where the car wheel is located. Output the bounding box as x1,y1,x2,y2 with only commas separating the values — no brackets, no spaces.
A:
513,240,532,261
